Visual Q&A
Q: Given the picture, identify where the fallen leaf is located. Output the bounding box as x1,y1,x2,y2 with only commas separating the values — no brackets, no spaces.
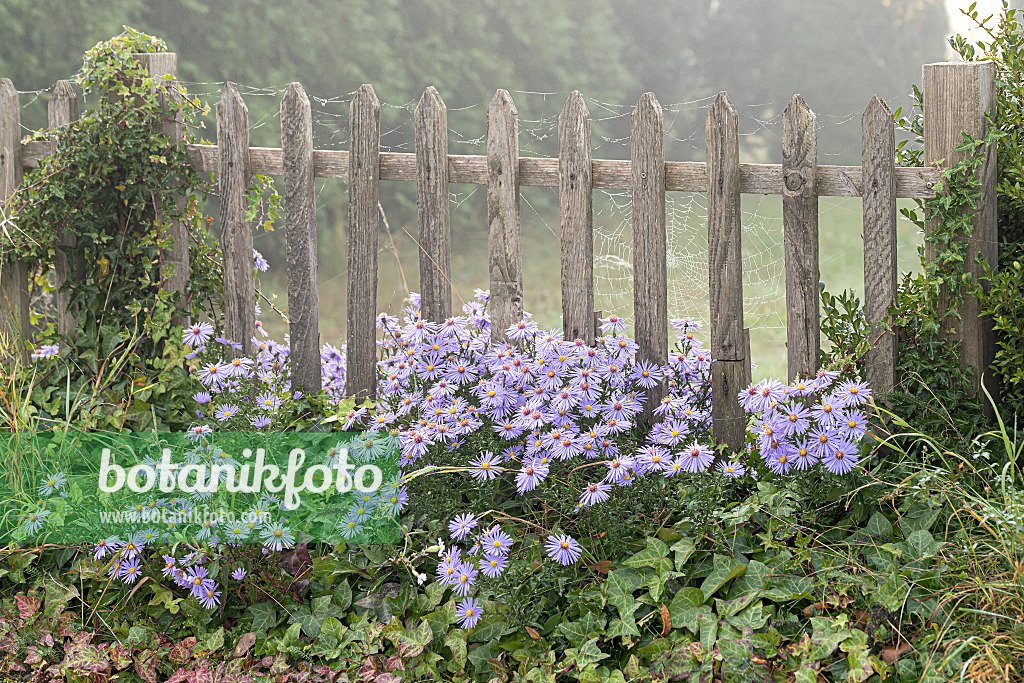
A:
232,632,256,658
882,638,914,665
661,604,671,636
525,626,541,641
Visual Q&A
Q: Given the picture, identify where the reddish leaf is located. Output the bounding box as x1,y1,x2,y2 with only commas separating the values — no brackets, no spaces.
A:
15,595,40,621
64,643,110,674
73,631,95,645
169,637,198,665
589,560,614,574
135,650,160,683
108,642,133,670
24,646,42,666
268,653,290,675
386,655,405,671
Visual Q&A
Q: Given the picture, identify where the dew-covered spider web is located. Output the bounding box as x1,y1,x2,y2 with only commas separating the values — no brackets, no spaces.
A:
17,79,925,378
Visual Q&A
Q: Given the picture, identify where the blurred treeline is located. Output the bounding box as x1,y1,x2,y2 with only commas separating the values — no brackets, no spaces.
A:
0,0,951,322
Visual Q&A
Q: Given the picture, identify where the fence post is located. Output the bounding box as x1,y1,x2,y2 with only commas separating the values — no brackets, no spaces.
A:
217,82,256,358
862,96,898,398
346,84,380,402
632,92,668,422
923,62,998,402
487,89,522,344
48,80,79,340
707,92,748,455
281,82,321,393
134,53,189,326
0,78,28,362
415,86,451,324
782,94,819,381
559,91,594,345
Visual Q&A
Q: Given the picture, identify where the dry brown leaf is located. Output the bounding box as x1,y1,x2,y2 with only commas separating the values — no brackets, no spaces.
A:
661,604,671,637
881,638,914,665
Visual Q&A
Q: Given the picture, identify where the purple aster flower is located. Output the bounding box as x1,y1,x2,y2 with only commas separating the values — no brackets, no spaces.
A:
184,566,214,597
187,424,213,440
515,460,549,494
479,554,507,578
253,249,269,272
451,563,478,596
31,344,60,360
822,440,859,475
199,585,222,609
214,404,240,421
600,314,628,335
814,368,840,391
161,554,177,578
810,427,841,459
545,534,582,565
470,452,503,481
449,513,478,541
231,567,247,581
603,455,634,484
482,526,514,556
718,460,746,477
791,441,819,470
118,557,143,584
776,403,811,437
437,551,461,585
193,391,212,405
833,380,872,408
197,361,227,387
839,410,869,440
681,442,715,473
456,597,484,629
183,321,214,348
810,401,842,428
250,415,271,428
764,448,794,475
93,537,119,561
579,481,611,508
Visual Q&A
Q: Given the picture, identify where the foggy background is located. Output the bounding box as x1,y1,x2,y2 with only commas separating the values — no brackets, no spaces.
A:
0,0,1012,376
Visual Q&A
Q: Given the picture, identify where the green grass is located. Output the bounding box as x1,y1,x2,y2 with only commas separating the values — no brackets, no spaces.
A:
257,191,923,382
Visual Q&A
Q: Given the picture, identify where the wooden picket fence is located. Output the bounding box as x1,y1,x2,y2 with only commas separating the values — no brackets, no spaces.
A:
0,55,998,450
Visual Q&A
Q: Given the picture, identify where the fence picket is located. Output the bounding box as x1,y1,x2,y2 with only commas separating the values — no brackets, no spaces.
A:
487,90,523,343
559,91,594,345
923,63,998,403
707,91,748,453
49,80,79,340
217,82,256,358
862,96,898,399
631,92,668,421
782,94,820,381
135,53,189,325
0,78,28,362
282,82,321,393
415,86,452,324
346,84,380,401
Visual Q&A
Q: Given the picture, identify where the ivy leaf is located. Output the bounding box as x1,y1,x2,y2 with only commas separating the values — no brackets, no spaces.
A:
669,537,696,570
605,569,643,620
699,555,747,599
556,612,600,647
245,601,278,635
576,637,610,667
622,537,671,572
445,629,468,669
667,587,707,634
384,619,433,658
289,595,344,638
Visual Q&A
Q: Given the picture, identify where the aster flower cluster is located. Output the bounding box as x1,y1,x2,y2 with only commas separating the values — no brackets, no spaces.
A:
739,372,872,475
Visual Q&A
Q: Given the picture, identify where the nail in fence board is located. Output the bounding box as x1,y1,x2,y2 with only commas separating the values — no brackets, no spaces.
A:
862,96,898,399
631,92,668,421
0,78,28,362
559,91,594,345
782,94,820,381
217,82,256,358
487,90,523,343
48,80,79,340
282,82,321,393
707,92,747,452
346,84,380,401
923,62,998,402
415,86,452,325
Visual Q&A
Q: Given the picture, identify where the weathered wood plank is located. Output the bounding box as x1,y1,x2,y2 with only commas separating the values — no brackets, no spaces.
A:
707,91,746,453
632,92,668,421
346,84,380,402
559,91,594,344
923,62,998,402
415,86,452,324
782,94,819,381
217,82,256,358
862,96,898,399
135,53,189,325
281,82,321,394
49,79,79,339
0,78,28,362
487,90,523,344
169,142,941,198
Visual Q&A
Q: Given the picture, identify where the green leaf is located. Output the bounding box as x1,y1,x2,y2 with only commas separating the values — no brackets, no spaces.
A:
385,619,433,658
466,614,507,643
865,512,893,538
196,627,225,656
245,601,278,635
576,638,609,667
901,529,943,561
289,595,344,639
667,587,708,634
726,602,769,630
445,629,468,669
605,569,643,620
670,537,696,570
605,616,640,639
556,612,600,647
699,555,747,599
623,537,672,573
468,641,502,672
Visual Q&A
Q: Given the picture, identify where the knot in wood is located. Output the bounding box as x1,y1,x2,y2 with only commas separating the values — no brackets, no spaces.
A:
784,170,804,192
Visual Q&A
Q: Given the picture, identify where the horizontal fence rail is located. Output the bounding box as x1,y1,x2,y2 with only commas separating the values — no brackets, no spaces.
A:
1,56,999,451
